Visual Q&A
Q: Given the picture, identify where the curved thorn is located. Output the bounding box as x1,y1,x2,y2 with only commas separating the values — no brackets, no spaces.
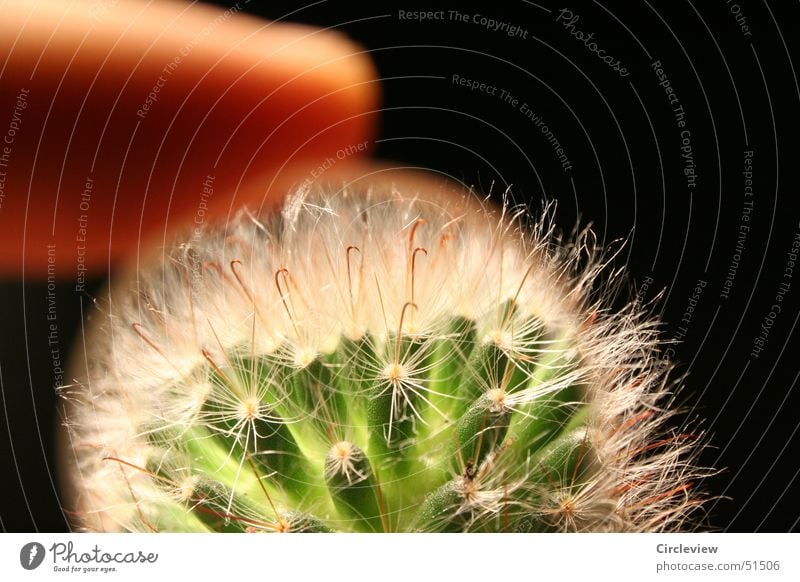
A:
410,247,428,307
394,302,418,365
274,268,300,338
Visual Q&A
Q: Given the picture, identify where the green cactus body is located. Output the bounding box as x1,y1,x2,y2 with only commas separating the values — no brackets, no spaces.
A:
62,187,707,532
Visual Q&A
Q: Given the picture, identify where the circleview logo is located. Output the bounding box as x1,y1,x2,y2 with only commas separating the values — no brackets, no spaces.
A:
20,542,46,570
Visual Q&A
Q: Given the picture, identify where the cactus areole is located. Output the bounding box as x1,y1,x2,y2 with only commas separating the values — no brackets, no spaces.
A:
62,186,707,532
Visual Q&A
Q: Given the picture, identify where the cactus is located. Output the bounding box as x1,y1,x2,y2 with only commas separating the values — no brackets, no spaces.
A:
61,186,708,532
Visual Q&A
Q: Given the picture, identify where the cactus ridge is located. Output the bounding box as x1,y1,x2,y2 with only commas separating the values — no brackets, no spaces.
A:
63,187,709,532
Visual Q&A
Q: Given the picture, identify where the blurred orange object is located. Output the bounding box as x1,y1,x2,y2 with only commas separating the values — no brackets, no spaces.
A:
0,0,378,279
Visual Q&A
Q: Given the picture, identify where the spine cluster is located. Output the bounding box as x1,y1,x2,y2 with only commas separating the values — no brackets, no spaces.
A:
61,186,708,532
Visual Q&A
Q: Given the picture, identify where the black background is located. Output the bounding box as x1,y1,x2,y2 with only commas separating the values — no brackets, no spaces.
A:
2,0,799,532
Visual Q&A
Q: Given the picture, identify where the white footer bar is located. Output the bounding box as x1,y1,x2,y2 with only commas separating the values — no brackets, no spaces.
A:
1,533,797,581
